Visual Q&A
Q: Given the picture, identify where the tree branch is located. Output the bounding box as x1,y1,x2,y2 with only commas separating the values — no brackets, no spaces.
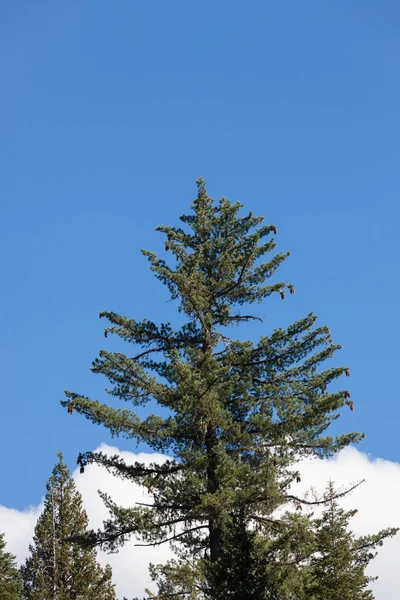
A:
134,525,208,547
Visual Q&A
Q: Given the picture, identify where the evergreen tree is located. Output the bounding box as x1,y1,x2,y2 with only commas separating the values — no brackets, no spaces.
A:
62,179,365,597
21,452,115,600
0,532,23,600
306,480,398,600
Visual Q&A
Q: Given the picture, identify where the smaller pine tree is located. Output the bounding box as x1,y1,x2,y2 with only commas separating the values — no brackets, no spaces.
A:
21,452,116,600
0,532,23,600
307,480,398,600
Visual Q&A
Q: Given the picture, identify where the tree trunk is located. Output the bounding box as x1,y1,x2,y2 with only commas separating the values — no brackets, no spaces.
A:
206,422,222,563
51,488,57,600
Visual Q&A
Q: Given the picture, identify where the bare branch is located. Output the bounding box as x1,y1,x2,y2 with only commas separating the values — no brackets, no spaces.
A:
134,525,208,547
285,480,365,506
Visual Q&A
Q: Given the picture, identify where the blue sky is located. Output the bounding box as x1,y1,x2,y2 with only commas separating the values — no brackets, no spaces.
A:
1,1,399,510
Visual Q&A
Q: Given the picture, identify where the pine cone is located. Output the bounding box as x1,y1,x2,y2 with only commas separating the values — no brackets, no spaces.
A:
296,475,301,483
271,225,277,235
289,285,295,295
80,466,85,474
67,406,73,414
345,368,351,377
165,240,171,251
296,503,302,511
280,290,285,300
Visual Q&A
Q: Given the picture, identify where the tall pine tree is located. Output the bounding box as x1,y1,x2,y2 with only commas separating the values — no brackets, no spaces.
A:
62,179,365,597
21,452,115,600
0,532,23,600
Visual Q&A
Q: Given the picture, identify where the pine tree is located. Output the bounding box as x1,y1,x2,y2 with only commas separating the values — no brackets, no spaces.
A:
0,532,23,600
21,452,115,600
62,179,365,597
306,480,398,600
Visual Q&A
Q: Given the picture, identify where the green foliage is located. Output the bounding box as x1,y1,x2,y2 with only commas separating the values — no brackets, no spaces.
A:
306,480,398,600
0,532,23,600
21,452,115,600
62,179,366,597
208,508,315,600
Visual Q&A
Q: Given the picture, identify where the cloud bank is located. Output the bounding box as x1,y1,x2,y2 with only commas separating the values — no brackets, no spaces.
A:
1,444,399,599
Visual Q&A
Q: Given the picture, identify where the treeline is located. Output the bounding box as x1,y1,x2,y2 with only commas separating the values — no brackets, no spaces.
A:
1,180,397,599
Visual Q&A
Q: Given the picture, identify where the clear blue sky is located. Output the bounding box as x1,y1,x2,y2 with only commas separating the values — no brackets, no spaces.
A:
1,1,399,509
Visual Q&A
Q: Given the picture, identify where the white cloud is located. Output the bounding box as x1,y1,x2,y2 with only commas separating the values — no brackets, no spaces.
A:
1,444,399,599
0,504,42,564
